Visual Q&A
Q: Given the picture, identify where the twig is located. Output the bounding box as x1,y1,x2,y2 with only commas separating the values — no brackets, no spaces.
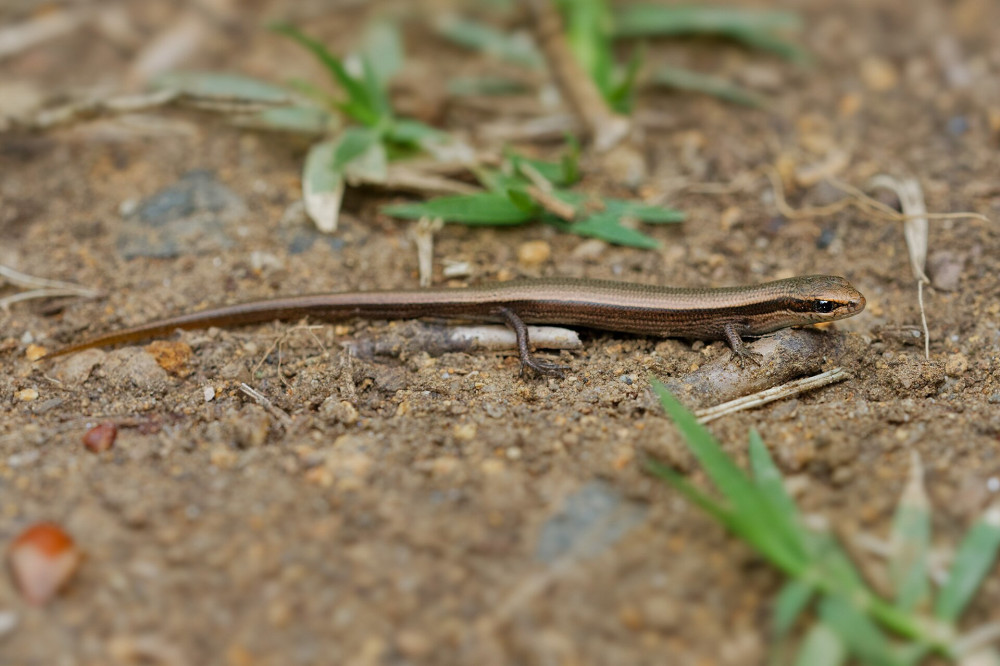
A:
518,161,577,221
411,217,443,288
238,383,292,426
694,367,850,424
0,264,102,310
525,0,630,152
0,9,85,61
0,265,101,294
869,175,932,360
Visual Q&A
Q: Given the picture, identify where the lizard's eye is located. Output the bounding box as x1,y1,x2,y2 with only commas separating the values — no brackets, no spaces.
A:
813,300,836,314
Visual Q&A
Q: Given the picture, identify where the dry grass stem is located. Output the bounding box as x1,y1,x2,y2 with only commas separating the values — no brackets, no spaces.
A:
694,367,850,423
526,0,630,152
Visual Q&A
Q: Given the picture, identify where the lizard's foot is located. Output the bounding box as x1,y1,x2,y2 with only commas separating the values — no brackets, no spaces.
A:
520,354,569,378
728,348,764,369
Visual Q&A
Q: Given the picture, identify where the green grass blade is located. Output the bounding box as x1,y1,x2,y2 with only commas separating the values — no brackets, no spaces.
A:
890,452,931,612
360,19,403,87
360,57,391,119
511,154,578,187
332,126,380,171
152,71,291,103
548,213,659,249
934,504,1000,622
447,76,531,97
231,106,334,135
773,579,813,638
343,139,387,184
818,596,902,666
270,22,379,125
561,138,581,184
558,0,616,103
383,193,535,225
614,5,801,35
386,119,447,149
612,6,808,63
607,44,644,113
650,66,767,108
794,622,847,666
602,198,685,223
645,459,735,530
433,15,543,68
649,381,808,575
506,188,539,214
748,429,797,517
748,429,807,558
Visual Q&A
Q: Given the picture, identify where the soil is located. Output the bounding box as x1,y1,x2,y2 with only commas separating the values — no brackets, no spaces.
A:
2,1,1000,664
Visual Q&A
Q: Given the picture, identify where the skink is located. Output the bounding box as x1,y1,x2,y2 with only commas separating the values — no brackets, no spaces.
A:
46,275,866,374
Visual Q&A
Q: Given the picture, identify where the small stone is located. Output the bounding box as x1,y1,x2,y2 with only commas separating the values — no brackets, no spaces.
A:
7,522,82,606
144,340,192,377
103,349,170,394
517,240,551,268
453,423,477,442
203,386,216,402
945,353,968,377
719,206,742,231
51,348,104,385
15,388,38,402
24,344,47,362
927,250,964,291
860,56,899,91
505,446,522,460
571,238,607,260
319,398,359,425
83,422,118,453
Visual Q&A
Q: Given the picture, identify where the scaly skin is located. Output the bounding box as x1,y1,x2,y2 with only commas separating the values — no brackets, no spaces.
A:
45,275,866,375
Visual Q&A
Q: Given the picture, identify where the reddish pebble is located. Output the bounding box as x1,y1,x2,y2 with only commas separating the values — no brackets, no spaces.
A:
83,422,117,453
7,522,82,605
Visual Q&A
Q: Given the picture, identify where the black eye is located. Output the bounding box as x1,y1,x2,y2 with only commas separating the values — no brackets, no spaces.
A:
814,300,835,313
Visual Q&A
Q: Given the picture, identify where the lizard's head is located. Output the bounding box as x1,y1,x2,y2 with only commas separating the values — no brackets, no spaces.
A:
785,275,866,324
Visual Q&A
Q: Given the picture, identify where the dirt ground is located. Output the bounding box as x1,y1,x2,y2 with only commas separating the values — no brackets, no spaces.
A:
2,1,1000,664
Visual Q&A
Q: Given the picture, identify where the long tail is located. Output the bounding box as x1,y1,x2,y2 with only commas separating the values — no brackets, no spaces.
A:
43,298,342,359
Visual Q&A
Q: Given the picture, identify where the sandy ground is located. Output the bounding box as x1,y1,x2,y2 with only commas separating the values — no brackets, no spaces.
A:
2,1,999,664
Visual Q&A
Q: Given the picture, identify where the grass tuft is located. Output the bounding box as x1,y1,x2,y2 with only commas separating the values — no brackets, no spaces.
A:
647,379,1000,664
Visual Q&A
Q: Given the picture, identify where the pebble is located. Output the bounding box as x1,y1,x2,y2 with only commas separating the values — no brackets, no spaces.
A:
452,423,477,442
15,388,38,402
517,240,552,268
571,238,608,260
144,340,192,377
203,386,216,402
83,422,118,453
928,250,964,291
7,522,82,605
860,56,899,91
944,353,968,377
319,398,359,425
117,169,246,259
24,344,46,362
